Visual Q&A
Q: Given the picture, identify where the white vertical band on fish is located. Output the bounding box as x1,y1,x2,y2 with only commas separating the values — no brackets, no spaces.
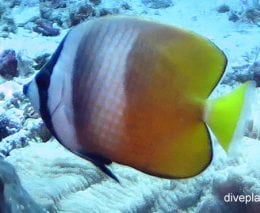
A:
48,23,89,151
89,28,138,149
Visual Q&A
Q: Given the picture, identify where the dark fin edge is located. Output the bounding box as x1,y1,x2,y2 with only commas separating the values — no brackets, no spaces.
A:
207,43,228,96
76,151,120,183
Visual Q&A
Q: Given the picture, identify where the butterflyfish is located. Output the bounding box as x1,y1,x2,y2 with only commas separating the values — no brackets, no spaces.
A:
23,16,255,181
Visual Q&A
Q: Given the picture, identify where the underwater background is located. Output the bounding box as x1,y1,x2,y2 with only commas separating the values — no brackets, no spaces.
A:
0,0,260,212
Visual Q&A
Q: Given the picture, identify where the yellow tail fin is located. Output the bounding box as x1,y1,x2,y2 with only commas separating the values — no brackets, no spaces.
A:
204,81,255,152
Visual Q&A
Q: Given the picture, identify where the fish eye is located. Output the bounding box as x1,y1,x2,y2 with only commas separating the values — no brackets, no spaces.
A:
36,71,50,90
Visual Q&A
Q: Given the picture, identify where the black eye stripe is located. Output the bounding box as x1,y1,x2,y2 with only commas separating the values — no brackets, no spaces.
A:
35,32,68,148
36,71,50,90
35,32,69,92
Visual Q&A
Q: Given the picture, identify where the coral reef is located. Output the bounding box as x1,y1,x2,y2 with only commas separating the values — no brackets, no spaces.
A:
32,53,50,70
39,0,129,28
89,0,101,5
33,19,60,36
222,47,260,86
3,137,260,212
0,2,16,38
28,121,52,142
224,0,260,24
69,3,95,26
141,0,173,9
0,49,18,80
217,4,231,13
0,113,21,141
0,159,45,212
0,130,28,157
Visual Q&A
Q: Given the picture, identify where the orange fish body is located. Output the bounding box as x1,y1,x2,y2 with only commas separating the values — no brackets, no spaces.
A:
23,16,254,180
